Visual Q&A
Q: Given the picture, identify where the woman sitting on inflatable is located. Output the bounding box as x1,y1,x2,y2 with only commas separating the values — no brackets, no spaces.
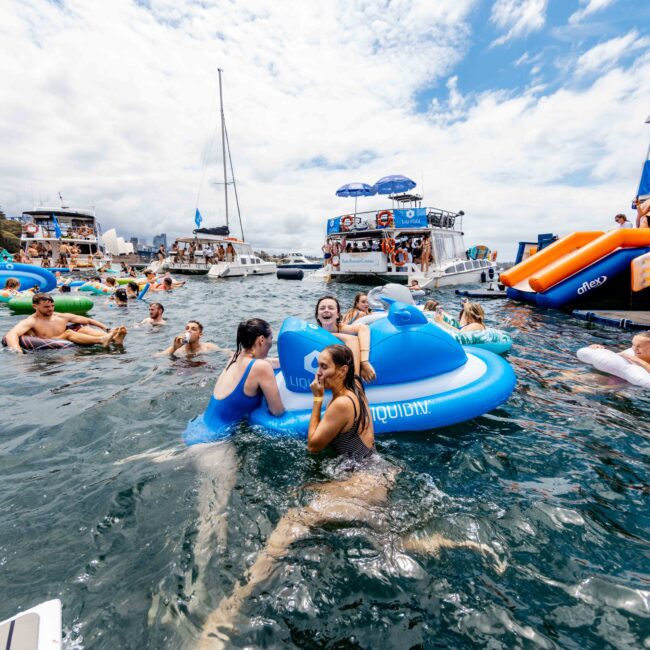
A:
341,292,372,325
184,319,285,444
315,295,376,382
435,301,486,333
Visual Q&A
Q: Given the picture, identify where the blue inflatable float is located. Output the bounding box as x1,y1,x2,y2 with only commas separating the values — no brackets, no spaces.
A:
185,302,517,443
0,263,57,292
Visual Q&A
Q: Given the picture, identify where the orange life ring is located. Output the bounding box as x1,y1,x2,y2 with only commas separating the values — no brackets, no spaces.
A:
391,248,408,267
376,210,393,228
79,226,93,237
381,238,395,255
23,223,38,235
340,215,354,231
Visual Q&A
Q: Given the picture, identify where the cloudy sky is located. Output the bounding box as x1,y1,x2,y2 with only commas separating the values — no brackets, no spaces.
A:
1,0,649,259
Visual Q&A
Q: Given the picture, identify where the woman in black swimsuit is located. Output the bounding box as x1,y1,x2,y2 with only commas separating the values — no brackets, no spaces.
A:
307,344,374,460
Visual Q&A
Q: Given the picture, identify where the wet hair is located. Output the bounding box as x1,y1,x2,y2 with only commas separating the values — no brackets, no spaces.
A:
105,277,117,286
315,295,342,328
163,277,172,286
322,344,370,434
32,292,54,305
187,319,203,333
127,281,139,292
423,300,439,312
114,288,128,303
151,302,164,313
4,277,20,289
461,302,485,324
226,318,272,370
59,284,71,293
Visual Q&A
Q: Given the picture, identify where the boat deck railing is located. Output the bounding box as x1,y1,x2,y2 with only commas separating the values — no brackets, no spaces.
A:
331,206,462,233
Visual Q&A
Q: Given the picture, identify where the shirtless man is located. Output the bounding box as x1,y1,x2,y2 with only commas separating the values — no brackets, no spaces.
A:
157,320,218,357
151,277,173,292
140,302,166,326
3,293,127,353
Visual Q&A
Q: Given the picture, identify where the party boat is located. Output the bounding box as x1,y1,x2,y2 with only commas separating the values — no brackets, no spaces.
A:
315,192,496,288
19,204,111,270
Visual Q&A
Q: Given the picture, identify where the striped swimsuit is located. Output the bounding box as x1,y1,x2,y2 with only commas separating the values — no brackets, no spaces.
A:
329,396,374,461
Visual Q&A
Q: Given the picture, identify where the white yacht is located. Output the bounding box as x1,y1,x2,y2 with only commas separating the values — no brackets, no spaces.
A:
163,69,275,280
19,205,111,270
314,194,496,288
277,252,321,269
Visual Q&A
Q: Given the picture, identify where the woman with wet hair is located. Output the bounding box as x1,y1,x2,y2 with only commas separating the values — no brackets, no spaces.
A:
435,301,486,333
205,318,285,431
341,292,372,325
314,295,376,382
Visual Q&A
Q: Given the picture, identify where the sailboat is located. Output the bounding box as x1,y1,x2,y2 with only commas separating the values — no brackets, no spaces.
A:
161,69,276,277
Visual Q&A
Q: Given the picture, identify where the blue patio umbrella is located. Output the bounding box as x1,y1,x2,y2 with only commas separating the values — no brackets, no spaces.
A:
335,182,376,214
373,174,416,195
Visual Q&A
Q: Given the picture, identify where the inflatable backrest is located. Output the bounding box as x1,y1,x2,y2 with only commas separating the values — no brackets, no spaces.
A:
277,317,340,393
369,302,467,384
367,284,414,310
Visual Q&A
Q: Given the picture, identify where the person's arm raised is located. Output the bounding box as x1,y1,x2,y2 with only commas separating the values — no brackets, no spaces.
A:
307,390,349,453
256,361,285,416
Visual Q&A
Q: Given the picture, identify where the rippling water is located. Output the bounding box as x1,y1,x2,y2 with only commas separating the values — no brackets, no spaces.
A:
1,276,648,649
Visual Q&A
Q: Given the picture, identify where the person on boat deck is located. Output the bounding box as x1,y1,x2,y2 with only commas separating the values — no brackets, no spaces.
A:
0,277,21,298
435,301,486,333
27,243,39,258
3,293,126,353
188,242,196,263
633,195,650,228
341,293,372,325
614,213,633,229
408,279,423,292
140,302,166,326
322,241,332,265
315,295,376,382
588,331,650,374
421,237,432,273
225,242,236,262
158,320,218,357
216,244,225,261
157,244,166,262
199,343,506,640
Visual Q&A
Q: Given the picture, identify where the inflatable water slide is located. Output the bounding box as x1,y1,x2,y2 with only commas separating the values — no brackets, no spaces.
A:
501,230,650,309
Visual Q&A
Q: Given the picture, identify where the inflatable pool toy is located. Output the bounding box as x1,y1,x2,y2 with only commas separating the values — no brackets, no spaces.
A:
0,248,14,262
576,346,650,388
248,303,516,436
184,302,516,443
137,283,150,300
7,295,94,315
79,281,113,295
0,291,26,304
0,262,57,292
2,334,75,351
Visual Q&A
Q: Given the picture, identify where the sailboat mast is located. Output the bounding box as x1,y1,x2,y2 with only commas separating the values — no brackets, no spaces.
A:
218,68,229,228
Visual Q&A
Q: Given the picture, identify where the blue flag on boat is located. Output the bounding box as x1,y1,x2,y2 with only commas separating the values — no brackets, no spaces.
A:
52,213,62,239
195,208,203,228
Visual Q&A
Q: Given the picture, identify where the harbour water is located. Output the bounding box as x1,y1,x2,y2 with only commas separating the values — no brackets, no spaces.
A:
0,276,648,648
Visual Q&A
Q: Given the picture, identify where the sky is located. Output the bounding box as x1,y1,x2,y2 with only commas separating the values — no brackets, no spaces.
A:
1,0,649,260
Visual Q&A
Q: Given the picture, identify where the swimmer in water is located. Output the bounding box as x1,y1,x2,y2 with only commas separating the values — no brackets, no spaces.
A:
125,281,140,300
341,292,372,325
435,301,486,333
199,345,506,644
0,277,21,299
588,331,650,374
157,320,218,357
140,302,166,326
315,295,376,382
151,277,173,292
3,293,127,353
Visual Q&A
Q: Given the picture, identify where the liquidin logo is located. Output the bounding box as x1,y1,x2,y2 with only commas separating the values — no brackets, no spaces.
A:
577,275,607,295
303,350,320,374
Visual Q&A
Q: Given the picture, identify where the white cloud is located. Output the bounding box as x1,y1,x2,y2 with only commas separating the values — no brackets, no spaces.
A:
575,31,650,77
0,0,648,261
490,0,548,47
569,0,617,25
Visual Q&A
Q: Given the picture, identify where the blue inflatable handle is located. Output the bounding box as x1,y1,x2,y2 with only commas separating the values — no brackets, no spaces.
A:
137,283,150,300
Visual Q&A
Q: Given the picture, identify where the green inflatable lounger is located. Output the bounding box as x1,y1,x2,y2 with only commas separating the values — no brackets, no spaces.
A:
7,295,94,315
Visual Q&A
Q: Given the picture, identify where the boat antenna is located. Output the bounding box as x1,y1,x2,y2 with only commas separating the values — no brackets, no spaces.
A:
218,68,229,228
224,122,245,241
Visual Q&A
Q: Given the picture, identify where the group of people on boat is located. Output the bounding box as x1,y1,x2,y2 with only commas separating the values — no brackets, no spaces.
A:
613,195,650,228
169,241,237,265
